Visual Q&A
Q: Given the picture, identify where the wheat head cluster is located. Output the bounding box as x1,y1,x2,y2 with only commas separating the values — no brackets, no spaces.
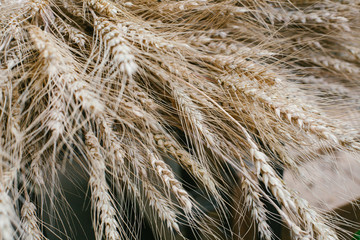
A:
0,0,360,239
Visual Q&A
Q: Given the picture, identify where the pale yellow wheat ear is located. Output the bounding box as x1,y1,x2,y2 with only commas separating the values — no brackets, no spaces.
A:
0,0,360,239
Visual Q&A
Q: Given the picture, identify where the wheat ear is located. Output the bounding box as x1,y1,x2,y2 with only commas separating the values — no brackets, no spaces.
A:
251,147,339,239
86,131,122,240
171,81,217,148
186,81,338,239
142,179,181,234
241,177,272,240
21,200,46,240
148,152,192,213
27,25,69,145
28,25,104,116
54,19,87,48
218,74,340,144
0,184,19,240
310,55,359,76
94,17,137,77
153,133,218,195
84,0,119,17
3,87,23,190
268,8,351,31
200,54,282,86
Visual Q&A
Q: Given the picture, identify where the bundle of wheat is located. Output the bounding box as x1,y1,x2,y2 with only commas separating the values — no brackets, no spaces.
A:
0,0,359,239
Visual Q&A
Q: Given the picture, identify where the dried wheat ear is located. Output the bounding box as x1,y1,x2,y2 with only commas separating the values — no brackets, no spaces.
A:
0,0,359,239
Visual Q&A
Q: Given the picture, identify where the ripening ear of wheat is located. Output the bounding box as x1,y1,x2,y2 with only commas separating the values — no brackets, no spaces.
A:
0,0,359,239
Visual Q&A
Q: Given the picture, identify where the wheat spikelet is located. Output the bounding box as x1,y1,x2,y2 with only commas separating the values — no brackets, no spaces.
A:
23,0,49,18
46,90,66,139
126,80,156,109
62,0,83,17
343,45,360,61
